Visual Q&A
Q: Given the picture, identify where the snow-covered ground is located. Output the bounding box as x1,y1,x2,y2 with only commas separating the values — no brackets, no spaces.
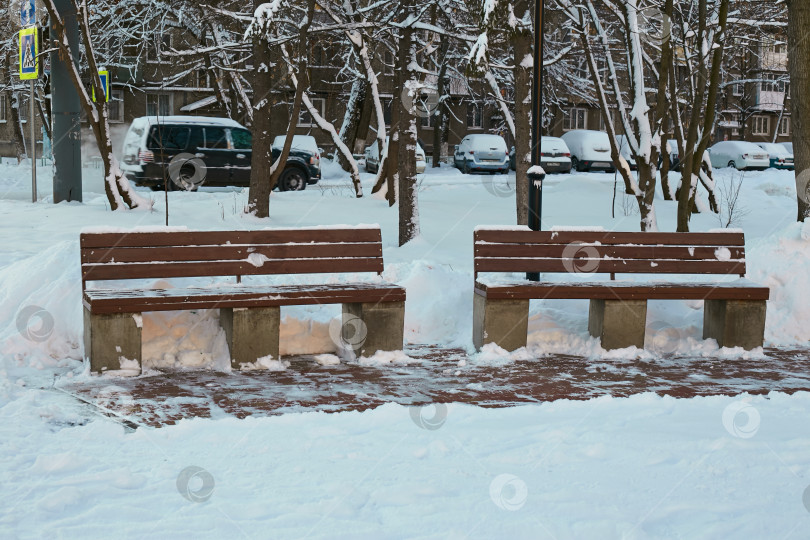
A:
2,159,810,537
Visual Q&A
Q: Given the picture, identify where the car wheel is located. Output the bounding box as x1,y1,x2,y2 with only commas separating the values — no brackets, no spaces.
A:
279,167,307,191
571,157,580,171
728,160,737,170
463,160,471,174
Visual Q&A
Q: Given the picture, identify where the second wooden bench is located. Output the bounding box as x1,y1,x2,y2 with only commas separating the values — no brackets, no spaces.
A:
473,227,769,352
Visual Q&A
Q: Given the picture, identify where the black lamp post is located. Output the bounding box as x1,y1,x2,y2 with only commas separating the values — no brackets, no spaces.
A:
527,0,546,281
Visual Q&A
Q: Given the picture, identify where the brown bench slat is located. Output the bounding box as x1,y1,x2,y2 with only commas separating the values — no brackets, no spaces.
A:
475,282,770,301
80,228,382,249
84,284,406,314
475,258,746,275
82,243,382,264
82,258,384,282
474,243,745,261
474,230,745,246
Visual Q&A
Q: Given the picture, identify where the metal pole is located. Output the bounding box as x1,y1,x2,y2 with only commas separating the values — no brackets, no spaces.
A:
527,0,546,282
51,0,82,203
30,79,37,202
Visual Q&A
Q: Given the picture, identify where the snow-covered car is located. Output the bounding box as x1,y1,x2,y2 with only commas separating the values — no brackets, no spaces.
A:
120,116,321,191
781,142,794,155
364,138,426,174
707,141,770,171
560,130,615,172
509,137,572,174
272,135,323,187
453,134,510,174
757,142,794,170
615,135,637,171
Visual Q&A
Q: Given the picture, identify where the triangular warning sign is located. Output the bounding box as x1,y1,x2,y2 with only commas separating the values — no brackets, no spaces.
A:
22,39,35,70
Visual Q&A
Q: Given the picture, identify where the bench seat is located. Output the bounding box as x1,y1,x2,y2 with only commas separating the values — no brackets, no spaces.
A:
475,280,770,301
84,283,406,314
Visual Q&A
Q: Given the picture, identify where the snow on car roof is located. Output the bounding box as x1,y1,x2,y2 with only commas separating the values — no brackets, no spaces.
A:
134,116,247,129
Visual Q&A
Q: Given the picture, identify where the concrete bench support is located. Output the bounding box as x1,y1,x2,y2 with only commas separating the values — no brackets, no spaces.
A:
84,308,142,374
342,301,405,357
221,307,280,369
703,299,766,350
589,299,647,350
473,294,529,352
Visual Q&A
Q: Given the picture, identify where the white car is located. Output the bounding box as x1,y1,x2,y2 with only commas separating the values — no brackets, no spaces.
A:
510,136,572,174
560,130,615,172
781,142,794,155
708,141,770,171
757,142,794,170
453,134,510,174
364,138,426,174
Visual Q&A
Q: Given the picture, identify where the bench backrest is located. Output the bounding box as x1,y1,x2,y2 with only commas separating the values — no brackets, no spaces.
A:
474,229,747,280
81,227,385,289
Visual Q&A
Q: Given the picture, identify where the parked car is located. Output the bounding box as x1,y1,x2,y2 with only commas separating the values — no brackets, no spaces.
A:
615,135,637,171
560,130,615,172
707,141,770,171
781,142,794,155
509,137,572,174
453,134,510,174
757,142,794,170
364,138,426,174
121,116,321,192
271,135,323,188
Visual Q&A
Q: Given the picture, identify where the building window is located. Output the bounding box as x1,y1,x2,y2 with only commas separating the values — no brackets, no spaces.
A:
298,97,325,126
383,50,395,76
732,83,743,96
382,97,392,126
147,35,172,63
312,45,327,67
18,94,28,123
563,107,587,131
0,94,6,123
191,69,209,89
752,115,770,136
109,89,124,123
467,104,483,129
146,93,172,116
779,117,791,136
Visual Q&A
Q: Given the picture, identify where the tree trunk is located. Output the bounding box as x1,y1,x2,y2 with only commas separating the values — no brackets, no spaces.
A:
513,0,533,226
432,33,449,169
338,78,367,171
43,0,148,211
247,0,274,218
397,1,419,246
787,0,810,221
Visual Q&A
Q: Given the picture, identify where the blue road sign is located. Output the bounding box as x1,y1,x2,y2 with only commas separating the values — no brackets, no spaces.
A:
20,0,36,27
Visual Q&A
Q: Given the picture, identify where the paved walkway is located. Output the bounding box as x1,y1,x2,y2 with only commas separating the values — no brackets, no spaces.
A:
59,346,810,428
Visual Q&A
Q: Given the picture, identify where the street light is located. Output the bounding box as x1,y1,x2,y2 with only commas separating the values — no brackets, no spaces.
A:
527,0,546,281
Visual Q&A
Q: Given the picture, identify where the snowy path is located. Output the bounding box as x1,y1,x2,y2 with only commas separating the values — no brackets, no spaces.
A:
56,345,810,428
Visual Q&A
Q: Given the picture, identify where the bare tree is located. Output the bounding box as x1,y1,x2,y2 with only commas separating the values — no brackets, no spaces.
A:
42,0,151,210
786,0,810,221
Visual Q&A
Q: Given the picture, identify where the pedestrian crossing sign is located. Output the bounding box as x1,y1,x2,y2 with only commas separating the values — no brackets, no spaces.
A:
19,27,39,80
93,71,110,103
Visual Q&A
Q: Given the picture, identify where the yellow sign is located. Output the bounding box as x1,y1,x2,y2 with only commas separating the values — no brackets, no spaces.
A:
19,27,39,80
93,71,110,103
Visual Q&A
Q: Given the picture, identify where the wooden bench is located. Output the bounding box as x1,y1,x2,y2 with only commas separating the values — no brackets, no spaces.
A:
81,226,406,374
473,228,769,352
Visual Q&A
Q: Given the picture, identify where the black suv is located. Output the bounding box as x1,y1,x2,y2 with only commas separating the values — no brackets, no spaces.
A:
121,116,321,191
